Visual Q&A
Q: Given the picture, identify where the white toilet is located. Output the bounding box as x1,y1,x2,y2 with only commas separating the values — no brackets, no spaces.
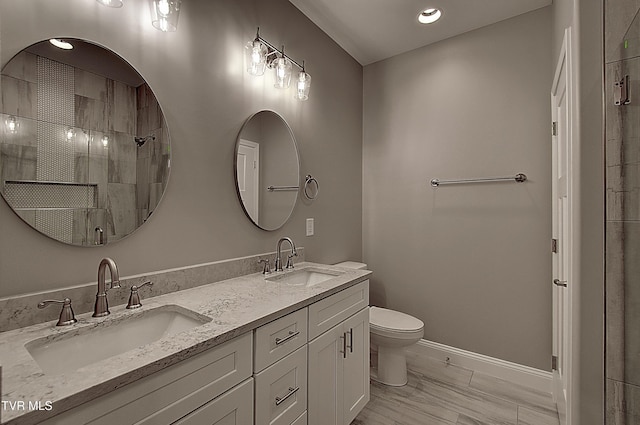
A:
334,261,424,387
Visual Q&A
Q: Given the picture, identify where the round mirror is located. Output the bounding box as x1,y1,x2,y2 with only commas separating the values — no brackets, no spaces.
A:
0,39,170,245
235,110,299,231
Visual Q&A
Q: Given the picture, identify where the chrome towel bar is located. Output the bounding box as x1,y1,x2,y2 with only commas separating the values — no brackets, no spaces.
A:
267,185,299,192
430,173,527,187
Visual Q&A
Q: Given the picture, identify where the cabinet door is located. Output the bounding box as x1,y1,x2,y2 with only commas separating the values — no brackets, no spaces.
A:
342,307,370,425
308,323,345,425
172,378,253,425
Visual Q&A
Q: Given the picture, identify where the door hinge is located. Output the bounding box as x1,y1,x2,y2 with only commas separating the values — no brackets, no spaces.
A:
551,238,558,253
552,355,558,371
552,122,557,136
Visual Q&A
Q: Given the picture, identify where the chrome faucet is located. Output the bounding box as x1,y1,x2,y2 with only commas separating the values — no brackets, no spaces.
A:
275,237,297,271
93,258,121,317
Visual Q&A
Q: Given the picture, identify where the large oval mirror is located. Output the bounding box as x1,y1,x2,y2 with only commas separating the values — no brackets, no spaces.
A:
0,39,170,245
235,110,299,231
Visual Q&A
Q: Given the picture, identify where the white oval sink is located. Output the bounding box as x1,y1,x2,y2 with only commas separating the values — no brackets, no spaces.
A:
266,268,343,287
25,305,211,375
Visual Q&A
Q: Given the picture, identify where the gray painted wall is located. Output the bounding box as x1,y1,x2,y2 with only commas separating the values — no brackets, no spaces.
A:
0,0,363,297
363,8,552,370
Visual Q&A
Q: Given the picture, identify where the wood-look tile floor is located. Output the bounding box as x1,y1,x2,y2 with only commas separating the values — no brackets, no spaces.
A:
353,354,560,425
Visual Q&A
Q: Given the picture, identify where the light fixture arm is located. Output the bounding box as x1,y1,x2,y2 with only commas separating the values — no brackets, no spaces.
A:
254,28,305,70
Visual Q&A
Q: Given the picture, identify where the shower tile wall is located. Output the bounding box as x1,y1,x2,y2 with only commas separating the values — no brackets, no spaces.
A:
606,0,640,423
0,51,141,245
135,83,168,225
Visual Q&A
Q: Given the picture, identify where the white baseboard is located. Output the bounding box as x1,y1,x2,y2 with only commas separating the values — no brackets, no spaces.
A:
407,339,553,394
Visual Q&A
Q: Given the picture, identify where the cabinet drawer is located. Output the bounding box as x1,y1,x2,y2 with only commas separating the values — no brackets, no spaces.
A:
255,307,307,372
172,377,254,425
40,332,253,425
292,411,307,425
255,345,307,425
308,281,369,340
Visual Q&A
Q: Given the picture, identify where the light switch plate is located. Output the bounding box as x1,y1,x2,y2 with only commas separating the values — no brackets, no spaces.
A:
306,218,314,236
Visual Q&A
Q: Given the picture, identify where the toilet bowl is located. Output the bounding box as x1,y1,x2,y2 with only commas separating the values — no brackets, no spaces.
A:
334,261,425,387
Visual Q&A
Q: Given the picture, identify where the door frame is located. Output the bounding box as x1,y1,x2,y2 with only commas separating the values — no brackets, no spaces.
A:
237,139,260,222
551,27,576,425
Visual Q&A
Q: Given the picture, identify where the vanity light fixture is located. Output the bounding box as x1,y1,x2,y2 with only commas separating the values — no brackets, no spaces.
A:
295,61,311,101
245,28,311,101
418,8,442,24
273,47,293,89
96,0,123,7
6,116,18,134
66,128,76,141
101,135,109,147
150,0,182,32
49,39,74,50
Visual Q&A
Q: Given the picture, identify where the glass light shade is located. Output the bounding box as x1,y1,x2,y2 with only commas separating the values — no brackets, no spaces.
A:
245,40,268,76
102,136,109,147
273,56,292,89
6,116,18,134
295,71,311,101
66,128,76,141
150,0,182,32
96,0,123,7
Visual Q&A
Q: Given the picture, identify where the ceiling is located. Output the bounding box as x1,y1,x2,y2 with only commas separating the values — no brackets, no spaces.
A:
288,0,551,65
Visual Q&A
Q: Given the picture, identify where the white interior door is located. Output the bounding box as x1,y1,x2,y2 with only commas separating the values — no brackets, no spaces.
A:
237,140,259,222
551,28,573,425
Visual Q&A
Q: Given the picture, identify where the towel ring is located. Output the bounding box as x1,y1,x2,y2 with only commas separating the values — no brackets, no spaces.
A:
304,175,319,200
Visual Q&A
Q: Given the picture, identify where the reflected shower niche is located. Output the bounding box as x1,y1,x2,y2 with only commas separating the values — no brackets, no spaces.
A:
0,39,171,246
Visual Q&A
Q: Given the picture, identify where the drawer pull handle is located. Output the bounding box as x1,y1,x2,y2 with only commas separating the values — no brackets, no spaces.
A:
347,328,353,353
275,386,300,406
275,330,300,345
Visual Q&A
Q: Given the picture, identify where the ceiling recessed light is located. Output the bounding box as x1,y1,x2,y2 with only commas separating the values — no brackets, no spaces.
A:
49,39,74,50
418,8,442,24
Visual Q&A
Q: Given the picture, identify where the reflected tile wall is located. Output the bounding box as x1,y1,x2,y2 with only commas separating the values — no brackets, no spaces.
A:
113,81,136,134
0,75,36,119
0,144,37,183
2,51,37,83
135,83,168,221
606,0,640,422
75,68,107,102
108,131,136,184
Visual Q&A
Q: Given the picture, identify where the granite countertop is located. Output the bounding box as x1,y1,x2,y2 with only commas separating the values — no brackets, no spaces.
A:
0,262,371,425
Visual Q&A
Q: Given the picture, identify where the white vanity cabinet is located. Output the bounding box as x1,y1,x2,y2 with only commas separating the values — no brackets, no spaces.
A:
39,332,253,425
254,307,308,425
31,278,369,425
307,281,370,425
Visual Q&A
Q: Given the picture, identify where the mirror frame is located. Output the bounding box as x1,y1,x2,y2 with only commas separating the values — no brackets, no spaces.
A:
0,38,172,246
234,110,300,231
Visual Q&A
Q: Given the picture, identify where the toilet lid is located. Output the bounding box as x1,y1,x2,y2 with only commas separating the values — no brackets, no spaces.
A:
370,306,424,332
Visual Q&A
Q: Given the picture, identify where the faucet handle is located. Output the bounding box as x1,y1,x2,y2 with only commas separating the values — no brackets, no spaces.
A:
38,298,77,326
126,281,153,309
258,259,271,274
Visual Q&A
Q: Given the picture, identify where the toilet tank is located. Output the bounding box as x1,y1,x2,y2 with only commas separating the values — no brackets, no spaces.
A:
334,261,367,270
